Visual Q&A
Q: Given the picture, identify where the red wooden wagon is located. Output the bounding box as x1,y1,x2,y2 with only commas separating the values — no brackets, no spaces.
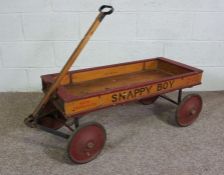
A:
25,5,203,164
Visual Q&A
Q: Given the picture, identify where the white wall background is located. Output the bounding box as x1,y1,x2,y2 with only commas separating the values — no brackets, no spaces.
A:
0,0,224,92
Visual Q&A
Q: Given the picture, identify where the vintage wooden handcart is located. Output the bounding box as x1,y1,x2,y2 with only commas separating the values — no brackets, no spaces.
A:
25,5,203,164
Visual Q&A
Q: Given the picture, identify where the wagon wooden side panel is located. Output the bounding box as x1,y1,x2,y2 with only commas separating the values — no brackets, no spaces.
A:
41,57,203,118
62,73,202,116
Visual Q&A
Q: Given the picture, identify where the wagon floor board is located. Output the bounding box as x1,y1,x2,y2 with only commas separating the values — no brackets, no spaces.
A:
64,69,173,96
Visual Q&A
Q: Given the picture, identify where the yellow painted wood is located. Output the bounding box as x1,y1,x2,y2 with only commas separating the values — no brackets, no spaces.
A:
66,69,171,97
51,75,70,86
157,60,190,75
144,60,158,70
64,96,101,115
71,62,144,83
71,60,162,83
64,73,202,116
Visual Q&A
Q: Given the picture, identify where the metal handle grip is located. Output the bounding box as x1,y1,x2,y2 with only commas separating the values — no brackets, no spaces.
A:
99,5,114,15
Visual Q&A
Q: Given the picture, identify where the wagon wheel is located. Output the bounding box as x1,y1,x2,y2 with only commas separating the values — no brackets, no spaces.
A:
139,96,159,105
67,122,106,164
37,111,66,130
176,94,202,127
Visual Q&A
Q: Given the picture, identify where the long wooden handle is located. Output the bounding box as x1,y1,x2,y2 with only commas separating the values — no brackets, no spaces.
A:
32,6,114,118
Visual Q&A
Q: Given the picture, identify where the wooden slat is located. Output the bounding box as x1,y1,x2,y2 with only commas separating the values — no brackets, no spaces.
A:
71,62,144,83
157,60,190,75
144,60,158,70
51,75,71,86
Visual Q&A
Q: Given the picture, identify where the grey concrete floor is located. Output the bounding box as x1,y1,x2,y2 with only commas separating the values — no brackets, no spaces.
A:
0,91,224,175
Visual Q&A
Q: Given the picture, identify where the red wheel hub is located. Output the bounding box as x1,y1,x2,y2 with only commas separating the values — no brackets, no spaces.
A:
139,96,158,105
67,122,106,164
176,94,202,127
